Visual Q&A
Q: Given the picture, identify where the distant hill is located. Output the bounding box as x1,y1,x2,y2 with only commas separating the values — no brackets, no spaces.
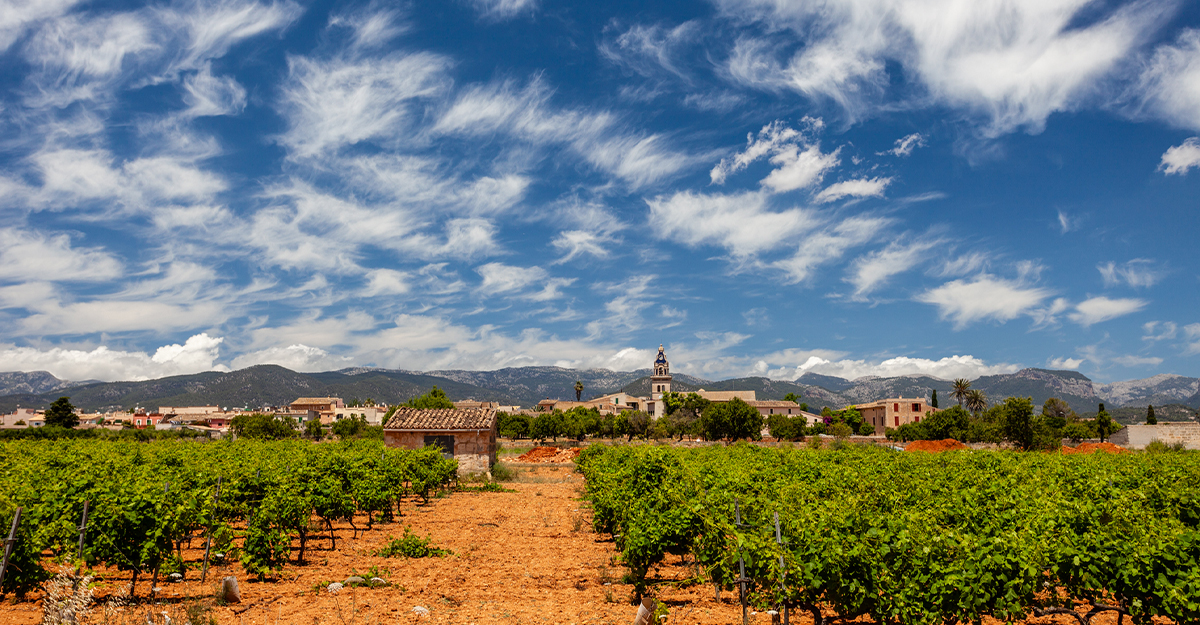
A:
0,371,88,396
0,363,1196,415
1096,374,1200,409
1079,403,1198,425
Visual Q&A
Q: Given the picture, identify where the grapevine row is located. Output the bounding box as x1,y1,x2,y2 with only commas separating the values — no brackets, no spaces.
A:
0,439,457,596
577,444,1200,624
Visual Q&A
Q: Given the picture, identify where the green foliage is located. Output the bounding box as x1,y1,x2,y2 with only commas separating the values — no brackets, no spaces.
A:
497,411,531,439
404,386,455,410
0,439,458,587
1145,439,1186,453
376,527,452,558
930,389,938,408
331,416,369,439
699,398,762,442
1000,396,1036,450
530,411,564,442
44,396,78,429
577,443,1200,624
230,413,296,440
1147,404,1157,425
783,392,800,403
304,418,324,439
767,414,804,441
1095,408,1118,443
1062,422,1092,443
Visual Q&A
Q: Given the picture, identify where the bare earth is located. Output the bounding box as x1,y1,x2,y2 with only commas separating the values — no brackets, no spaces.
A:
0,463,1160,625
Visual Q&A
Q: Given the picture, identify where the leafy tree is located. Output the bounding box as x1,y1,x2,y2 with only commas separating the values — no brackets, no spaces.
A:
999,396,1036,450
574,380,584,401
767,414,803,441
405,386,455,410
1095,407,1117,443
1062,422,1092,443
951,378,971,407
784,392,800,403
931,389,938,408
923,405,970,441
332,416,368,438
662,393,708,440
230,413,296,440
627,410,651,441
1147,404,1157,425
699,398,763,442
1041,398,1075,429
497,412,531,439
304,418,324,439
531,411,563,443
44,396,78,428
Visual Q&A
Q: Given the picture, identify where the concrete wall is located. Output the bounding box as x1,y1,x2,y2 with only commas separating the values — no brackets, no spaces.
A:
383,427,497,475
1110,422,1200,450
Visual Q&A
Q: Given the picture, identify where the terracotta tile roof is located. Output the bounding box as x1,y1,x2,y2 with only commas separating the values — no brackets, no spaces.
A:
747,400,801,408
292,397,341,405
384,407,497,431
696,390,758,402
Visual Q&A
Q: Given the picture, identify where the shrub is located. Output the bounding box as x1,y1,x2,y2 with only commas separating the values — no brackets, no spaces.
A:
376,527,452,558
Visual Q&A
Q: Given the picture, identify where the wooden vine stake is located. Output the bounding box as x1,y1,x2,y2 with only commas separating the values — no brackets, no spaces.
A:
774,511,789,625
0,507,23,592
735,499,749,625
632,597,657,625
76,501,90,561
201,477,223,583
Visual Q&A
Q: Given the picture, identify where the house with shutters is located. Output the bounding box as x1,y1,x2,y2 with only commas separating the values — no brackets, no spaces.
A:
383,407,498,475
855,397,938,436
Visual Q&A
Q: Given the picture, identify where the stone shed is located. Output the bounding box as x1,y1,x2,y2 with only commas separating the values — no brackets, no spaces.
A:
383,407,497,475
1110,422,1200,450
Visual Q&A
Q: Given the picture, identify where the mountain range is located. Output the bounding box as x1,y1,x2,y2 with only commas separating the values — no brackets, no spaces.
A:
0,366,1196,418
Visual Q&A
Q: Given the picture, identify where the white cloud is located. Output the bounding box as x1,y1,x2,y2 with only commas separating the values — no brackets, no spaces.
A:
230,343,352,372
329,7,407,50
1142,321,1177,342
477,263,547,294
772,215,890,283
278,52,452,158
1098,259,1165,288
1047,356,1084,370
917,274,1053,329
0,0,84,52
710,119,837,192
936,252,990,277
600,21,699,81
648,190,813,257
586,276,656,337
363,269,410,297
0,228,122,282
790,353,1020,381
181,63,247,117
846,236,939,298
1068,296,1148,327
815,177,892,203
1184,323,1200,355
434,78,691,189
468,0,538,20
879,133,925,157
1159,137,1200,175
715,0,1165,134
1111,355,1163,367
1057,209,1080,233
154,0,304,79
1137,30,1200,131
0,333,226,381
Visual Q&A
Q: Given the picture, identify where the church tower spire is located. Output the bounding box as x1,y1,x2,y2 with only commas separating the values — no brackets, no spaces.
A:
650,344,672,401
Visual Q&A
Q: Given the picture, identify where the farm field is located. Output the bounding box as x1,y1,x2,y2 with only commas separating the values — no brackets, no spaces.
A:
0,440,1193,624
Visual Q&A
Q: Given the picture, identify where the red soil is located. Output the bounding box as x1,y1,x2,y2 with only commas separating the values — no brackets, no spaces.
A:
905,439,968,452
516,446,581,462
1062,442,1129,454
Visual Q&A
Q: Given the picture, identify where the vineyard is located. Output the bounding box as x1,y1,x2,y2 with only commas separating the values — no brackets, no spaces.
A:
0,439,457,598
578,443,1200,625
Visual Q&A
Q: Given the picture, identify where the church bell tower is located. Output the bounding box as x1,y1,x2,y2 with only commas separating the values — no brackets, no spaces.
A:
650,344,672,403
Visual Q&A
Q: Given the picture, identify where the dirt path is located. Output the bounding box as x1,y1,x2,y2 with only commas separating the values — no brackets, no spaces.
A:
0,463,1157,625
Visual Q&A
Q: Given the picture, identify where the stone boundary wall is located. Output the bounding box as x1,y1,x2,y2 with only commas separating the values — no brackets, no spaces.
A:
1110,422,1200,450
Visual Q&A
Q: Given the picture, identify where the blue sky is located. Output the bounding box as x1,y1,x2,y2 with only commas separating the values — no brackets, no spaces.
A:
1,0,1199,384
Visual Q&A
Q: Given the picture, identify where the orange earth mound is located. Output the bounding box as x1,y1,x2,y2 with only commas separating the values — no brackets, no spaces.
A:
1062,442,1129,454
516,446,582,462
905,439,968,452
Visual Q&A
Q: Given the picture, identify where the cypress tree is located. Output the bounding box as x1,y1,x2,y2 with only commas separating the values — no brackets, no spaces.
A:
1147,404,1157,425
931,390,939,408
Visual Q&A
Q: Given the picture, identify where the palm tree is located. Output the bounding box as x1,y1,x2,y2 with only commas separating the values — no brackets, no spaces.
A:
951,378,971,407
574,380,584,401
965,389,988,415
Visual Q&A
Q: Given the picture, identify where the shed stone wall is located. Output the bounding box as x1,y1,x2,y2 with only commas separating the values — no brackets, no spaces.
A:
1109,423,1200,450
383,427,497,475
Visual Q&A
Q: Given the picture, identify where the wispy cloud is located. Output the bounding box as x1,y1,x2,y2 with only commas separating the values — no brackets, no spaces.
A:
815,177,891,203
1136,29,1200,131
1097,259,1166,288
878,132,925,157
1068,296,1147,327
0,333,227,381
917,273,1053,329
846,235,940,299
1159,137,1200,175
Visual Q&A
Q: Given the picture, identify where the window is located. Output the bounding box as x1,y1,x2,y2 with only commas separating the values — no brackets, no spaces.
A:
915,417,921,423
912,403,921,412
894,416,900,427
423,435,455,458
893,403,899,412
